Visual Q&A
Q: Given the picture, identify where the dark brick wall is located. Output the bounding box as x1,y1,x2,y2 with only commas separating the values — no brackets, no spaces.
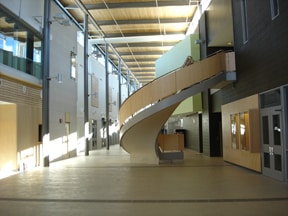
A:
209,112,222,156
202,90,211,156
184,114,201,151
219,0,288,104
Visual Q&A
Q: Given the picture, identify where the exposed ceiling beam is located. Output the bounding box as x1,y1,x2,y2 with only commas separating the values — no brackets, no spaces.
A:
136,79,155,82
112,42,177,48
122,58,158,62
137,77,153,79
118,51,163,55
131,68,155,71
74,0,104,37
96,18,192,26
58,0,204,85
133,72,155,75
90,34,185,44
135,76,156,79
105,31,184,38
126,63,155,67
131,69,155,72
65,1,199,10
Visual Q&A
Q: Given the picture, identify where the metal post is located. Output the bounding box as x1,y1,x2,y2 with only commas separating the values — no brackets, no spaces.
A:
118,58,121,109
105,43,110,150
127,71,130,96
84,14,89,156
42,0,51,167
117,58,121,145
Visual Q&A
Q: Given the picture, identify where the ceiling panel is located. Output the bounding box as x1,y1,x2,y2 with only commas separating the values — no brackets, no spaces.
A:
58,0,201,85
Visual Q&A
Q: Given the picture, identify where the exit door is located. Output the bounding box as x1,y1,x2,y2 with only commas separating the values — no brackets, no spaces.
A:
261,106,284,181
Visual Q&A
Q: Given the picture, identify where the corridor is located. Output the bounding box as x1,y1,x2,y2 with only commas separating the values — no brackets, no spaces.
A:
0,145,288,215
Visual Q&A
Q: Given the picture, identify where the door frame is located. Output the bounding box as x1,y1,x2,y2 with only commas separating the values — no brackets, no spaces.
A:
260,86,288,182
260,106,284,181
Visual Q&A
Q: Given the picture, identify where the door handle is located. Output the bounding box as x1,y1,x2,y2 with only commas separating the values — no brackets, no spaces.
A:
274,126,281,132
269,146,274,156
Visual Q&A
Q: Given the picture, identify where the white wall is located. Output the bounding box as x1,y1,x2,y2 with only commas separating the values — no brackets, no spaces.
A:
86,46,121,149
88,55,106,149
76,37,85,151
0,0,123,161
76,40,123,151
48,2,78,160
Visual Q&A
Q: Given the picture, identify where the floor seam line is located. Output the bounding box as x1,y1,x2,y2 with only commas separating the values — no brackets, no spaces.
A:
1,197,288,203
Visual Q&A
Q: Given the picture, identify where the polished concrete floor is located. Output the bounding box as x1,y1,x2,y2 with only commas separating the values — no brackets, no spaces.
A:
0,145,288,215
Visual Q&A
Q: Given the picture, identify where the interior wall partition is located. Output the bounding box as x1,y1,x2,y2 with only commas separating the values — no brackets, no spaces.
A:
219,1,288,180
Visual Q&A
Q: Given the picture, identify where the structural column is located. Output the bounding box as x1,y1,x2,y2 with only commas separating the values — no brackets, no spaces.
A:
118,58,121,109
84,13,89,156
42,0,51,167
105,43,110,150
127,71,130,96
117,58,122,145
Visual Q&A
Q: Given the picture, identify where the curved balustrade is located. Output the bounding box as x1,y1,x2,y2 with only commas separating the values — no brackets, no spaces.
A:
118,51,236,163
119,51,235,126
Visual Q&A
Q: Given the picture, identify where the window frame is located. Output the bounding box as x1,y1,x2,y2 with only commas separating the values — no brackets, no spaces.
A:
240,0,249,44
270,0,280,20
70,51,77,79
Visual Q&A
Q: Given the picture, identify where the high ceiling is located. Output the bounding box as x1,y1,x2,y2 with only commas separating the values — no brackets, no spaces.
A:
56,0,203,85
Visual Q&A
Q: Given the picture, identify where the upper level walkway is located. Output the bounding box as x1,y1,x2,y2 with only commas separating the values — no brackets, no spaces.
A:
0,144,288,215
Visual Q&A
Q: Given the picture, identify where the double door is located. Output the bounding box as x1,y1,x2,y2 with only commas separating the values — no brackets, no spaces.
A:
261,106,284,181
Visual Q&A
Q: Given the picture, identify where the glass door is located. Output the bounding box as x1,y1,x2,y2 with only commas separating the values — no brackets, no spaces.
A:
261,106,284,181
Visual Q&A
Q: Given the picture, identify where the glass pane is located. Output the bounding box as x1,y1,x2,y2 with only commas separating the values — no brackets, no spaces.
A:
262,116,269,145
240,112,249,151
273,114,281,146
260,89,281,108
274,154,282,171
240,0,248,43
270,0,279,19
70,51,77,79
231,114,239,149
0,7,42,79
264,153,270,168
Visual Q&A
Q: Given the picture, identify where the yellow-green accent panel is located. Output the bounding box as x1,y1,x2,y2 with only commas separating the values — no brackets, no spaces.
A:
172,93,202,116
155,34,202,116
155,34,200,77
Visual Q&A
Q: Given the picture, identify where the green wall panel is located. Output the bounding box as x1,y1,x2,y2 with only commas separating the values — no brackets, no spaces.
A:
155,34,202,115
172,93,202,116
155,34,200,77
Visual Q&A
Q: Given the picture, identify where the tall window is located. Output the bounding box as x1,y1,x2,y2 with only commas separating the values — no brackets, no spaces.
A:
70,51,77,79
240,0,248,44
270,0,279,20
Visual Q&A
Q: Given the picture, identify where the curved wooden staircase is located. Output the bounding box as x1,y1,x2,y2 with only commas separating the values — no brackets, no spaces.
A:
119,51,236,163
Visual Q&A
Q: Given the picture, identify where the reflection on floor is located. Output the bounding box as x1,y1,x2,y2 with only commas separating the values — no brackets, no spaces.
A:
0,145,288,216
